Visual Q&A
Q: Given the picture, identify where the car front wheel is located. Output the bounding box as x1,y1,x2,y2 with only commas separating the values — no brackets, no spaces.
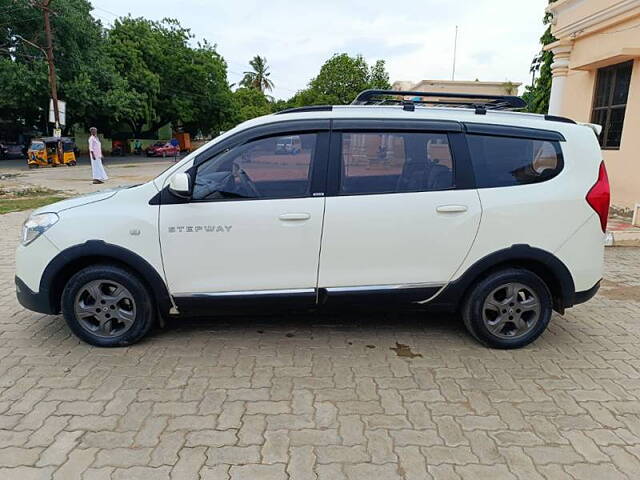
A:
462,268,552,349
61,265,155,347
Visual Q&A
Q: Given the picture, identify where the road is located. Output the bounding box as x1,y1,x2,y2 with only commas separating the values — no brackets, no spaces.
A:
0,154,182,171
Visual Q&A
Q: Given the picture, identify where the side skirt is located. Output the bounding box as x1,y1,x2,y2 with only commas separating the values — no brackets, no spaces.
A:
173,289,317,316
173,284,445,316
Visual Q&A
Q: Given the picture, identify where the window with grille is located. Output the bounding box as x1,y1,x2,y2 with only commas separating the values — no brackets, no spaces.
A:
591,61,633,149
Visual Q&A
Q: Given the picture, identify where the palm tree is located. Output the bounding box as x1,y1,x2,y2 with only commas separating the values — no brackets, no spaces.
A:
240,56,275,93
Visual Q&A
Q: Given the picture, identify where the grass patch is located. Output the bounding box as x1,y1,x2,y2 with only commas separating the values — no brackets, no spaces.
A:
0,186,67,214
0,186,60,197
0,196,65,214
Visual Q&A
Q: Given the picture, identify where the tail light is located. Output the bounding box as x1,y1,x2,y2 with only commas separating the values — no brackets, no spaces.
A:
586,161,610,232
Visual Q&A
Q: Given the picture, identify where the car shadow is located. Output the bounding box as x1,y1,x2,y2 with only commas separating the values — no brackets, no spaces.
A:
150,310,467,343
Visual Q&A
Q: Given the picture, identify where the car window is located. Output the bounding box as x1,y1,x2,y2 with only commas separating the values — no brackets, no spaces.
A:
193,133,316,200
466,134,563,188
340,132,454,195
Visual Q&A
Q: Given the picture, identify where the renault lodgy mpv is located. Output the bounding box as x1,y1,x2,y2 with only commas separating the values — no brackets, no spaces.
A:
15,90,609,349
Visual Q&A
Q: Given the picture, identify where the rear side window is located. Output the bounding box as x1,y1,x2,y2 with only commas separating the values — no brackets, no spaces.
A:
340,132,454,195
467,135,563,188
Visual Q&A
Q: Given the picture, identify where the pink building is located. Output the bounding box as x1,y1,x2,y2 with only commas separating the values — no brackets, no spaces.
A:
546,0,640,219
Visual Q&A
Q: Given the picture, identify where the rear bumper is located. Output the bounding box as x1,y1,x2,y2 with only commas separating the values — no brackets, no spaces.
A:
15,276,55,315
573,280,601,306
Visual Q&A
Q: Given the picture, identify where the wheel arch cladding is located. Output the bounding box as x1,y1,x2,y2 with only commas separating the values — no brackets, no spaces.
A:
441,244,576,313
41,240,172,315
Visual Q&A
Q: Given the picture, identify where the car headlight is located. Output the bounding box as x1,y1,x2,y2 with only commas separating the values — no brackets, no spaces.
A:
21,212,59,246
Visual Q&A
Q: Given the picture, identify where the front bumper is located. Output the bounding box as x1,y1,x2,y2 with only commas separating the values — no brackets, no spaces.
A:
15,276,55,314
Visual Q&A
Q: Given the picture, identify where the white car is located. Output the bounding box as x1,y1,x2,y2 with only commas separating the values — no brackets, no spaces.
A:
15,90,609,349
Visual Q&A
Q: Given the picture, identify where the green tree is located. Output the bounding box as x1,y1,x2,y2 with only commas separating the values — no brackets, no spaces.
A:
0,0,110,134
105,17,233,136
308,53,370,104
240,55,274,93
523,0,557,113
369,59,391,90
276,53,392,110
231,87,272,125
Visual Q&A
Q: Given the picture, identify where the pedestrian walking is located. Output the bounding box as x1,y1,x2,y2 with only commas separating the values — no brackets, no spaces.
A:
170,137,180,162
88,127,108,184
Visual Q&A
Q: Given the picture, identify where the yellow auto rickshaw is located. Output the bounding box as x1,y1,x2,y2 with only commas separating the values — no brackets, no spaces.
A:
27,137,77,168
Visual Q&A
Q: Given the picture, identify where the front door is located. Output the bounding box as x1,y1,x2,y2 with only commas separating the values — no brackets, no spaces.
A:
159,129,328,311
318,126,482,303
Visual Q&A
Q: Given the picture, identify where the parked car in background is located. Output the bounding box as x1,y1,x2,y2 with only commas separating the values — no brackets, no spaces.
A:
3,143,26,159
146,141,180,157
0,142,6,159
275,135,302,154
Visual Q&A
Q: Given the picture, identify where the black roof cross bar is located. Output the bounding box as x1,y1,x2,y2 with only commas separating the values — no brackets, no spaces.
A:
352,89,527,111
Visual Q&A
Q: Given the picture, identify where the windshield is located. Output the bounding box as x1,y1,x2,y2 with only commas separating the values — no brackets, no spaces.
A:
30,142,45,151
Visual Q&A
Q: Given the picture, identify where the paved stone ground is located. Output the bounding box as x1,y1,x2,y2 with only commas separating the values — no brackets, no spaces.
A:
0,156,175,195
1,208,640,479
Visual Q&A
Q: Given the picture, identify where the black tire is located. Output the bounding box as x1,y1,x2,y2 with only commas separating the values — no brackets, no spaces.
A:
462,268,552,349
61,264,155,347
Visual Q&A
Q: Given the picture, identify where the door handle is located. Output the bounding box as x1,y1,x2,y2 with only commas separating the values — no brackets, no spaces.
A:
436,205,468,213
279,213,311,221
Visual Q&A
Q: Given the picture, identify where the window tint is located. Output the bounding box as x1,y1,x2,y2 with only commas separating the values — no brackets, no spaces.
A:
467,135,563,188
340,132,454,195
591,61,633,149
193,134,315,200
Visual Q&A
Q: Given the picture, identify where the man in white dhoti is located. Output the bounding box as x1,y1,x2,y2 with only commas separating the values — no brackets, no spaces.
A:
88,127,108,184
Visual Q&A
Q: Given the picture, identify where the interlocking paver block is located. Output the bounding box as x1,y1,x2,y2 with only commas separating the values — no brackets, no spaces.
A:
0,200,638,477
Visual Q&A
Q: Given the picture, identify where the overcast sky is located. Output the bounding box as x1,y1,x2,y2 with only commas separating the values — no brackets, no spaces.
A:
91,0,549,100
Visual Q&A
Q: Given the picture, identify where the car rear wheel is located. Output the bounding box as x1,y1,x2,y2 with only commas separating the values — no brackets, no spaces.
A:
61,265,155,347
462,268,552,349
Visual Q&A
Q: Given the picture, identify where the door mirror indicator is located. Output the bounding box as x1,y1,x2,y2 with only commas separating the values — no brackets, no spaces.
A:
168,172,191,198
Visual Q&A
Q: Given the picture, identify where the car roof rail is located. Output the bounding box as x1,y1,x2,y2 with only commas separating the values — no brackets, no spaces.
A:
351,89,527,113
275,105,333,115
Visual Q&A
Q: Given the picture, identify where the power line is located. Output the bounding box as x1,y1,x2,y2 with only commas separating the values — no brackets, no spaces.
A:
92,5,120,18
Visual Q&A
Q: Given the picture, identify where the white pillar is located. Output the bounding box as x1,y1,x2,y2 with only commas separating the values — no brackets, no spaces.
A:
547,42,573,115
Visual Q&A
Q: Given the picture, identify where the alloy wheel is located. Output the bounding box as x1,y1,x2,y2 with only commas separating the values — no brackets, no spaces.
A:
74,279,136,338
481,282,541,339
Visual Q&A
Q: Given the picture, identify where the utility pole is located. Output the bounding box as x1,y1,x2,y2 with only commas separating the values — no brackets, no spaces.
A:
20,1,62,162
451,25,458,81
41,0,60,131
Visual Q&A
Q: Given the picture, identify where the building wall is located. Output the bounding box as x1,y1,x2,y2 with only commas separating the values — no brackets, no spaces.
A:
548,0,640,212
552,0,640,35
391,80,521,96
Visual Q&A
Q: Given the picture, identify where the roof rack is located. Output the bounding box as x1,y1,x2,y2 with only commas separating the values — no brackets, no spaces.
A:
275,105,333,115
351,89,527,114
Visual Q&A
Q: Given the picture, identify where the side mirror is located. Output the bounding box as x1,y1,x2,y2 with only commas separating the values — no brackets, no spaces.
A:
168,172,191,198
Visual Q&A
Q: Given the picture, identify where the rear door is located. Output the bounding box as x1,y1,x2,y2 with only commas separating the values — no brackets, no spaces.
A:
317,119,482,303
